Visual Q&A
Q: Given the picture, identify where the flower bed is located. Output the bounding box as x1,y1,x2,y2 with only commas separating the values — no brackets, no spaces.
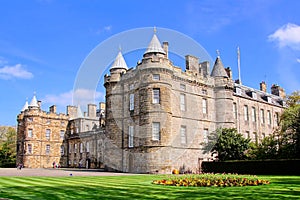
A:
152,173,270,187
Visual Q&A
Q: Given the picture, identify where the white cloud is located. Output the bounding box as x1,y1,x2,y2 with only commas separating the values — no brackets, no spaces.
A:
95,25,112,34
42,89,104,107
268,23,300,49
43,91,73,107
104,26,112,31
0,64,33,79
297,58,300,63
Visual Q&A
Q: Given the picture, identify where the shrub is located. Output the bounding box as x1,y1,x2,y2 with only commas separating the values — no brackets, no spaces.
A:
152,173,270,187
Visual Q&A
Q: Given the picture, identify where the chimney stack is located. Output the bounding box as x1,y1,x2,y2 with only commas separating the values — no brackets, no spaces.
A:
49,105,56,113
37,100,42,108
225,67,232,79
199,61,210,77
260,81,267,92
163,42,168,59
88,104,97,118
271,84,286,99
66,105,77,119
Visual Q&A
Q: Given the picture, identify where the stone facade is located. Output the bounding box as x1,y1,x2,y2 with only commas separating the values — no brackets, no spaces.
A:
103,33,286,173
17,33,285,173
17,103,69,168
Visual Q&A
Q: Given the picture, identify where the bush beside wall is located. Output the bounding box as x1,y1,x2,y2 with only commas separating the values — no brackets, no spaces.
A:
201,160,300,175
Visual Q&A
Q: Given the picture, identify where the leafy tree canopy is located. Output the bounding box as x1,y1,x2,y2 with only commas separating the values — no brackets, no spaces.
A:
212,128,251,161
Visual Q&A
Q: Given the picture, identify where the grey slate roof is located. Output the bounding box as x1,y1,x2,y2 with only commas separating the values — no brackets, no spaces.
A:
211,56,228,78
144,34,166,55
110,51,128,70
29,94,39,107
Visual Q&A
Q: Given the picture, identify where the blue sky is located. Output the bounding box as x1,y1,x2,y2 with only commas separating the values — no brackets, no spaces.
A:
1,0,300,126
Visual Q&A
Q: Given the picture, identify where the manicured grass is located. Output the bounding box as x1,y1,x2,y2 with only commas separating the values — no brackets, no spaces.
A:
0,175,299,199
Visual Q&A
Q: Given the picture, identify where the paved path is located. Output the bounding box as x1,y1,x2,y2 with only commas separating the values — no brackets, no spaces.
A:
0,168,136,177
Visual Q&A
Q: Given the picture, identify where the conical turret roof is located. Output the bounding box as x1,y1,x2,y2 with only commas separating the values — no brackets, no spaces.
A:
110,51,128,70
21,100,28,111
144,34,166,55
29,94,39,107
211,56,228,78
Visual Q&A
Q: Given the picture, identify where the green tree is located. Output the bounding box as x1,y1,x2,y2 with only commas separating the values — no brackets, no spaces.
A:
247,135,279,160
211,128,251,161
0,127,16,167
280,96,300,158
249,91,300,160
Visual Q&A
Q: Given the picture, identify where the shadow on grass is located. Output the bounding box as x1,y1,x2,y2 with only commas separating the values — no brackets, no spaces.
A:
0,176,299,199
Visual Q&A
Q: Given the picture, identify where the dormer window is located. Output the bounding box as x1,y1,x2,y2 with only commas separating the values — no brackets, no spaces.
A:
252,92,257,99
267,96,272,103
235,88,242,95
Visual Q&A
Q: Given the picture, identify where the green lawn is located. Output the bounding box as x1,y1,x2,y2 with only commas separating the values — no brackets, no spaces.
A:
0,175,299,199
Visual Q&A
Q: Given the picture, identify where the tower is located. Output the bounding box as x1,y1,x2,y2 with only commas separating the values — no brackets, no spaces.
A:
16,93,69,168
211,53,235,128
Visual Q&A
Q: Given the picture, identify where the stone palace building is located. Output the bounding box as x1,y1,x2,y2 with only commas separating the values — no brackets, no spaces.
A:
16,32,286,173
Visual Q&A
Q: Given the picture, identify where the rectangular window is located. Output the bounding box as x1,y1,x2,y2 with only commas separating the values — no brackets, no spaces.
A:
60,130,65,139
246,131,250,139
129,84,134,90
80,143,83,153
129,93,134,111
45,129,51,139
86,142,90,153
71,130,74,135
262,133,266,139
244,105,249,121
267,96,272,103
251,107,256,122
233,103,237,119
28,129,33,138
46,119,51,125
236,88,242,95
260,109,265,124
252,92,257,99
253,132,258,144
180,94,186,111
180,126,187,144
153,89,160,104
203,129,208,144
69,143,72,153
152,122,160,141
275,112,279,126
128,126,134,147
60,145,64,155
267,110,271,125
74,144,78,153
46,144,50,155
153,74,160,80
27,144,32,154
180,84,186,91
202,99,207,114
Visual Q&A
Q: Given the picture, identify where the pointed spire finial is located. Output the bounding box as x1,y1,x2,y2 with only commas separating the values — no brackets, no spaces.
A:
216,49,220,57
118,45,122,52
154,26,157,34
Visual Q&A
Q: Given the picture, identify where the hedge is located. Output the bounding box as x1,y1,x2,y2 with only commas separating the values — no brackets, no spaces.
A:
201,159,300,175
